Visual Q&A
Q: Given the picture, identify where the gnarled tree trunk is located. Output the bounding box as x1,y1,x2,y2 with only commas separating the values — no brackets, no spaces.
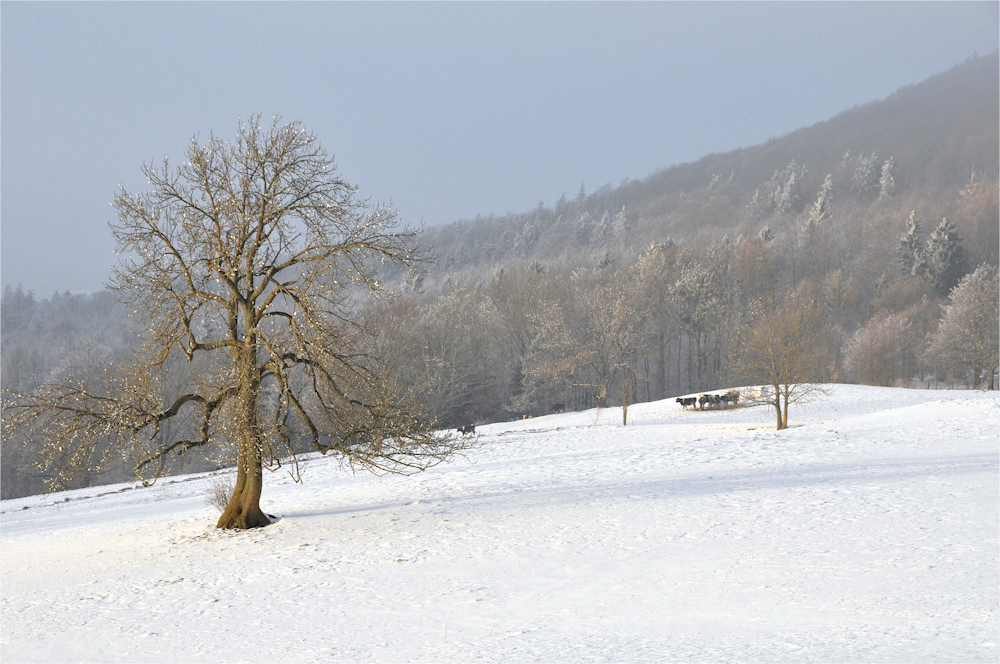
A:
217,441,269,529
217,342,270,530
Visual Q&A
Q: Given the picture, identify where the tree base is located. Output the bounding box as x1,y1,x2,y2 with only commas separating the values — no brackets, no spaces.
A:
216,501,273,530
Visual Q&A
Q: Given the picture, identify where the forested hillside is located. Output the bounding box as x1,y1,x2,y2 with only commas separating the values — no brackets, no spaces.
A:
3,53,997,499
421,53,998,280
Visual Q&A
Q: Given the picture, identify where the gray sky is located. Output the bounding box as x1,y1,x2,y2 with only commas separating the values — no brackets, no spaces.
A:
3,2,997,296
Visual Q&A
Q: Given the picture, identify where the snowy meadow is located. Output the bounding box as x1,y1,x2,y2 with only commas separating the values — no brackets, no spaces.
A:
1,385,997,662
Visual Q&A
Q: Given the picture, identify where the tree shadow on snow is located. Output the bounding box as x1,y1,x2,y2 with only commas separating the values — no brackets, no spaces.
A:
279,452,997,521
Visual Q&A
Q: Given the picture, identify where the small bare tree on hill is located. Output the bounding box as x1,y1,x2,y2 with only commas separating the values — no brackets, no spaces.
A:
732,292,826,430
3,116,468,529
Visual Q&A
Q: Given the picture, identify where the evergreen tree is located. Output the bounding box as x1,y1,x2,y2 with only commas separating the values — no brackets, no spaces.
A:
594,210,612,244
923,218,967,294
0,284,36,337
555,192,569,216
852,152,881,200
767,161,808,215
878,157,897,199
898,211,923,276
806,174,834,224
612,206,628,239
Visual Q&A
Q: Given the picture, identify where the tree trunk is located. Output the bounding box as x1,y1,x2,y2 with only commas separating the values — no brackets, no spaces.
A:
596,383,608,409
686,334,694,394
695,331,704,389
657,332,667,400
622,371,631,426
773,386,785,430
217,343,271,530
676,336,682,395
217,443,270,529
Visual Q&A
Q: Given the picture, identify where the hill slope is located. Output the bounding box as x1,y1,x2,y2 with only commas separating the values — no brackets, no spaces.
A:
422,52,998,275
2,385,997,662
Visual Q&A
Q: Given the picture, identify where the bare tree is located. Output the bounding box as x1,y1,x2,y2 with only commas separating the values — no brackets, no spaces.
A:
732,292,826,430
526,264,652,425
486,266,557,393
376,287,505,427
927,264,999,389
843,310,914,387
3,117,467,529
636,242,682,400
672,244,732,392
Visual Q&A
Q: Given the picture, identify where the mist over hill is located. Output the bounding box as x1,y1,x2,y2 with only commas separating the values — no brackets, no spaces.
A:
420,52,998,281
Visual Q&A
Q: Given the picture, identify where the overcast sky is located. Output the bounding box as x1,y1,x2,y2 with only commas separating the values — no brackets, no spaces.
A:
3,2,997,296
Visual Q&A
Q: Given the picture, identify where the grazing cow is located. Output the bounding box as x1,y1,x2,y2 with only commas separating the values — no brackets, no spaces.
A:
726,390,740,406
698,394,711,410
457,425,476,435
550,403,565,414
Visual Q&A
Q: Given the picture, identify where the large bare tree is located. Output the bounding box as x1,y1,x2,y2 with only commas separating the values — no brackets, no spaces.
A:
3,116,466,529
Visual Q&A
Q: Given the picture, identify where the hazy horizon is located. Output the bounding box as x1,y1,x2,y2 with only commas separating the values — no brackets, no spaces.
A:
3,2,997,296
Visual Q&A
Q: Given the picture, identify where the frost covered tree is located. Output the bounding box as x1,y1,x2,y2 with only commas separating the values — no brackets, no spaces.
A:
485,265,557,407
766,161,808,215
851,151,881,200
673,245,732,390
898,211,924,276
927,264,999,389
636,242,682,400
594,210,618,245
3,116,467,529
879,157,897,199
526,264,651,425
844,311,914,386
922,218,967,294
807,174,834,225
402,287,505,427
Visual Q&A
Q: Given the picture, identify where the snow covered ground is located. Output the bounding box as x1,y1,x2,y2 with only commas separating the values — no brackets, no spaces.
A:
2,384,997,662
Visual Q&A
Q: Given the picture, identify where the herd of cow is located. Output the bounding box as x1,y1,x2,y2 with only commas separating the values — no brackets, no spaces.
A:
457,390,743,434
676,390,741,410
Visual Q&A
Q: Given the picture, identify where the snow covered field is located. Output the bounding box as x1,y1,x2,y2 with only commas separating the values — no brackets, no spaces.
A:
2,384,997,662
